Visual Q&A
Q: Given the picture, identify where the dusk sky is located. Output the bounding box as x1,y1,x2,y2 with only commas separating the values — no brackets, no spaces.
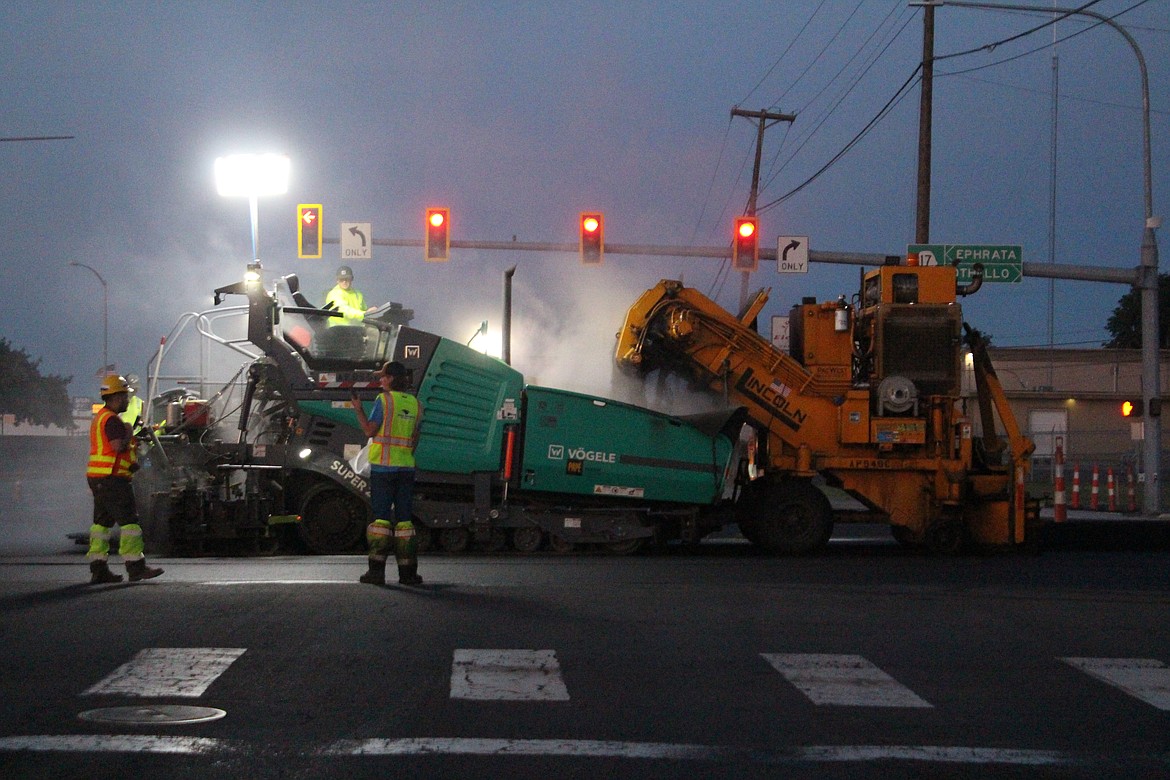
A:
2,1,1167,401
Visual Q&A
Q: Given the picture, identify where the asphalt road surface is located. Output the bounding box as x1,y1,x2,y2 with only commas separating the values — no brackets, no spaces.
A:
2,535,1169,779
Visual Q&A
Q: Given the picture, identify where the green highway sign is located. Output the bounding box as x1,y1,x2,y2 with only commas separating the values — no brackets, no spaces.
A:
907,244,1023,284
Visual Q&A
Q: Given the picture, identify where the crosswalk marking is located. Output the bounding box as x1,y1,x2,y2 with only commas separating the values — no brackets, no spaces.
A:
1061,657,1170,710
761,653,933,708
450,649,570,701
66,647,1170,713
82,648,247,698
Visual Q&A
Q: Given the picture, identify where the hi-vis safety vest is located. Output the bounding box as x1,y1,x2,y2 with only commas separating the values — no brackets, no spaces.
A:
369,391,418,468
87,406,137,478
325,285,367,321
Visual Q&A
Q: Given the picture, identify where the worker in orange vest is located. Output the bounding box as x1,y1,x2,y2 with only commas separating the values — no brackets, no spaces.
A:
86,374,164,584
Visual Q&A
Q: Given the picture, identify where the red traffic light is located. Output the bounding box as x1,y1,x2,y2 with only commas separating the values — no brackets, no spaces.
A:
580,212,604,265
732,216,759,272
424,207,450,261
297,204,322,259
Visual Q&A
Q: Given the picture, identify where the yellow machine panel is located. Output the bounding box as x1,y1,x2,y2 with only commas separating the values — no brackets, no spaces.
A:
838,392,870,444
862,265,957,307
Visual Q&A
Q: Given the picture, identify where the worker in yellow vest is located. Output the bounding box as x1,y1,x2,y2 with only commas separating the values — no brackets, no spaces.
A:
118,373,146,434
325,265,377,323
350,361,424,586
86,374,164,584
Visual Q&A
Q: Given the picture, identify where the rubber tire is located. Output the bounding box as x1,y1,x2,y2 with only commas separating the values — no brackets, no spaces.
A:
745,479,833,555
297,485,367,554
511,526,544,553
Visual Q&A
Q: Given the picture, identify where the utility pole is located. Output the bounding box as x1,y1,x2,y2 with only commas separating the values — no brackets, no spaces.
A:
915,4,935,244
731,107,796,307
923,0,1161,512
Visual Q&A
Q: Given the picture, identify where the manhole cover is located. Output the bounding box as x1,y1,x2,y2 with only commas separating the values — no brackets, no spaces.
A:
78,705,227,725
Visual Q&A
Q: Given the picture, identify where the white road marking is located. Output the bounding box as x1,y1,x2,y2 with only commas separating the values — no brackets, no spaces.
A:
450,649,570,700
761,653,933,708
0,735,227,754
319,738,1073,765
0,735,1077,765
201,580,351,585
324,737,714,759
1062,657,1170,710
82,648,247,698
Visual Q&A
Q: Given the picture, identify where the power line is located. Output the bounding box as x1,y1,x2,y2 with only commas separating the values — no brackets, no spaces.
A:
932,0,1109,63
761,4,908,189
761,9,918,195
737,0,829,109
948,73,1168,115
757,64,923,214
934,0,1155,75
0,135,74,142
769,2,866,116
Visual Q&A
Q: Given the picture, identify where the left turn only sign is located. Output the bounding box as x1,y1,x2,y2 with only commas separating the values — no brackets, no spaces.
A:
341,222,372,260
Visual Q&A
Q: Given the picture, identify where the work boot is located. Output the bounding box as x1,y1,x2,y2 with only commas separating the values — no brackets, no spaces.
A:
126,559,164,582
397,563,423,586
359,559,386,585
89,560,124,585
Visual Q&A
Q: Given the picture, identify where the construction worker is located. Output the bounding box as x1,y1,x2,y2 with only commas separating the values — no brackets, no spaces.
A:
118,373,146,434
86,374,163,584
350,361,424,586
325,265,377,322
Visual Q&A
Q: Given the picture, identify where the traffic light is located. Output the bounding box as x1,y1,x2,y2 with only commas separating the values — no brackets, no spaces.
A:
1122,399,1144,417
579,212,604,265
297,204,322,259
424,207,450,261
732,216,759,272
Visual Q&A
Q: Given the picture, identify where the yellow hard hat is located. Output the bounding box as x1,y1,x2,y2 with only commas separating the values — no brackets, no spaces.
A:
100,374,130,397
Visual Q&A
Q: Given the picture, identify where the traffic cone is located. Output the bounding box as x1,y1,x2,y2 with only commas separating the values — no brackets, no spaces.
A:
1070,463,1081,509
1090,464,1100,511
1053,439,1067,523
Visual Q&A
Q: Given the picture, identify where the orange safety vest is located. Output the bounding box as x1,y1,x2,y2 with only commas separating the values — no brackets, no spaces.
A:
87,406,137,478
368,391,418,468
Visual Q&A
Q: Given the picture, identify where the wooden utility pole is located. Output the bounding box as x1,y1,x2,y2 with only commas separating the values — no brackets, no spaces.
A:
730,107,796,307
915,4,935,244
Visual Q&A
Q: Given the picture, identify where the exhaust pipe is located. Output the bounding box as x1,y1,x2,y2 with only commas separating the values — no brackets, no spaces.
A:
957,262,984,297
502,266,516,365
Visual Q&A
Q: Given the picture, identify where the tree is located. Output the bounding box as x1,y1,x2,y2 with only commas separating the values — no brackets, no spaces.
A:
0,338,76,428
1104,273,1170,349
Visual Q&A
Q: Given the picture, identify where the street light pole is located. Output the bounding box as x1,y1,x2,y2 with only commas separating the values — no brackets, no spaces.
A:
918,0,1161,512
68,261,108,375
